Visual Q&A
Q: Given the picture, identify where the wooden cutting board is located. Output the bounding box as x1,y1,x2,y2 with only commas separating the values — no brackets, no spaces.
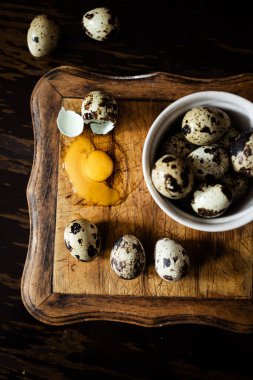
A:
22,66,253,331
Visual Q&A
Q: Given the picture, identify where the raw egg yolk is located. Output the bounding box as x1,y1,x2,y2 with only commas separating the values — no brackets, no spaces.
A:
83,150,114,182
64,136,121,206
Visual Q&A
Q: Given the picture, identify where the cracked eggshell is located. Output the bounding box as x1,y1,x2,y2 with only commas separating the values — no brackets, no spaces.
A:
191,183,233,218
187,144,229,182
182,106,231,145
57,107,84,137
161,131,197,159
82,7,119,41
155,238,190,282
64,219,101,262
81,91,118,134
110,235,146,280
230,131,253,177
27,14,60,57
151,155,194,199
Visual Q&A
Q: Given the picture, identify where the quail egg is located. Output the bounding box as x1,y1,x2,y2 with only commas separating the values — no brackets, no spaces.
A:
161,131,197,159
81,91,118,134
222,172,250,201
219,127,240,149
187,144,229,182
64,219,101,262
110,235,146,280
230,131,253,177
151,155,194,199
155,238,190,282
27,14,60,57
82,7,119,41
182,106,231,145
191,183,233,218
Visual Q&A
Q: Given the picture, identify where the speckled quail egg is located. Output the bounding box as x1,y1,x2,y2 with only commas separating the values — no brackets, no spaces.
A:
161,131,197,159
82,7,119,41
81,91,118,134
155,238,190,282
182,106,231,145
187,144,229,182
27,14,60,57
219,127,240,149
230,131,253,177
191,183,233,218
222,172,250,201
151,155,194,199
64,219,101,262
110,235,146,280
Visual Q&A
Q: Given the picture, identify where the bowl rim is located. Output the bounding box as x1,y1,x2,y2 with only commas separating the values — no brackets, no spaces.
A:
142,90,253,232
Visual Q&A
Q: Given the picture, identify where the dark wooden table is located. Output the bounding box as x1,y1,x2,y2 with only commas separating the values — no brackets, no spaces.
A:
1,1,253,379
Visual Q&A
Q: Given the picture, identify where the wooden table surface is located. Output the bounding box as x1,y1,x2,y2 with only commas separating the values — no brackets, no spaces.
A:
1,1,253,378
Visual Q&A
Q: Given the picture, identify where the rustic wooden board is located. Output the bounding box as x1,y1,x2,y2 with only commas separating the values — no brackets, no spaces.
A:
22,66,253,331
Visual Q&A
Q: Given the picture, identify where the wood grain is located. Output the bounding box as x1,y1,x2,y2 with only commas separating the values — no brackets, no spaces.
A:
22,66,253,330
2,1,253,378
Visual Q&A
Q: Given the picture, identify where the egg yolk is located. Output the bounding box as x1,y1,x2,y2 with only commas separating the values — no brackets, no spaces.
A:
64,136,121,206
83,150,114,182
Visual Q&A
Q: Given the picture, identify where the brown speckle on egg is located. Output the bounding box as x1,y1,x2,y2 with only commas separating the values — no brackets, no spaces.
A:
191,183,233,218
110,235,146,280
88,245,97,257
70,222,82,234
163,258,171,268
182,125,191,135
182,106,231,145
64,219,101,262
162,155,176,163
82,7,119,42
160,131,197,159
64,240,72,252
27,14,60,57
85,13,94,20
187,144,229,182
152,155,194,199
230,132,253,177
81,91,118,134
155,238,190,282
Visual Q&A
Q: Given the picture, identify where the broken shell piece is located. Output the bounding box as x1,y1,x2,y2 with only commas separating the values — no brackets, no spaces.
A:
81,91,118,134
57,107,83,137
90,121,115,135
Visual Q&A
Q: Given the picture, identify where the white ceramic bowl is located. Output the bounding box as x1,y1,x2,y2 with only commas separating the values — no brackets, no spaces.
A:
142,91,253,232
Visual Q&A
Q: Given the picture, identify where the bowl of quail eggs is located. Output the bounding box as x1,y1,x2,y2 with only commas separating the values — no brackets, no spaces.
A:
142,91,253,232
